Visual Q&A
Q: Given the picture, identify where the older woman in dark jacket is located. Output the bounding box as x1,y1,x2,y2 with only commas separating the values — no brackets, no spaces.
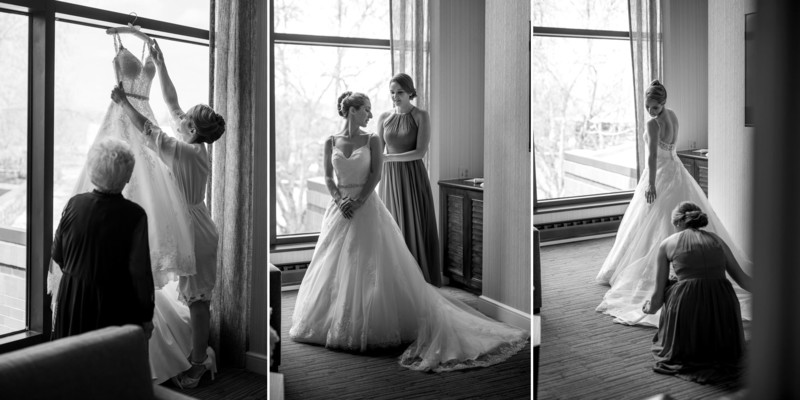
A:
52,138,154,340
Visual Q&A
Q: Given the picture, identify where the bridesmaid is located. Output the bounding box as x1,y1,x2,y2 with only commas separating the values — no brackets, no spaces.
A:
377,73,441,287
643,202,752,383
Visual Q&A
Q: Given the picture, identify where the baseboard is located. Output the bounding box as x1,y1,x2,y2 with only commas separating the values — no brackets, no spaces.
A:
245,351,268,376
476,296,531,332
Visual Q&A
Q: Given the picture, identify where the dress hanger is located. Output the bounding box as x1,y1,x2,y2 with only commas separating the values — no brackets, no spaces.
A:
106,12,154,45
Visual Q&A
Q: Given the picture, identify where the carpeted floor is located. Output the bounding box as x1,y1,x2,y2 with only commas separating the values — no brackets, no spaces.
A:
537,236,748,400
159,368,266,399
277,286,532,400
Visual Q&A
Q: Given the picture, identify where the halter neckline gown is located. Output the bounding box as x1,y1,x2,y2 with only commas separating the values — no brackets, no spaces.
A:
595,129,752,327
379,108,442,287
289,135,528,372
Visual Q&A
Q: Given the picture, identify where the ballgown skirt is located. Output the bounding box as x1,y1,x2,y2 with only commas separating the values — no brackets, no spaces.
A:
289,194,529,372
379,159,442,287
595,148,752,327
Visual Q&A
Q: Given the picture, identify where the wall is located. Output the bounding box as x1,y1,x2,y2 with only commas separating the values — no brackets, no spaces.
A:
663,0,709,151
429,0,486,221
707,0,756,255
480,0,531,329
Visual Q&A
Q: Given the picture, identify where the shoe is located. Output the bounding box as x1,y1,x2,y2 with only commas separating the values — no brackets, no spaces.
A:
171,347,217,389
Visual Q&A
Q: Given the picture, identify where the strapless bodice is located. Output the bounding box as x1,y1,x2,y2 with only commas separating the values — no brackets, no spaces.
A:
114,46,155,100
332,144,371,197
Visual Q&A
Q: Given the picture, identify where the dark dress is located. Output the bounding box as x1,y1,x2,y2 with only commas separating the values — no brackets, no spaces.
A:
52,190,154,339
379,108,442,287
651,229,746,383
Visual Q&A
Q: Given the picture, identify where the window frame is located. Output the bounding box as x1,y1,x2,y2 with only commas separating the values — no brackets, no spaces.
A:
532,23,639,213
269,0,390,247
0,0,211,353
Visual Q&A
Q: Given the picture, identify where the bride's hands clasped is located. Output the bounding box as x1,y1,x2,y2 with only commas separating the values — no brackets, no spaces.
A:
336,196,364,219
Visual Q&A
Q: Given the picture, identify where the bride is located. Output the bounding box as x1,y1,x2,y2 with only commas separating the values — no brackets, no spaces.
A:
289,91,529,372
49,31,208,385
595,80,752,327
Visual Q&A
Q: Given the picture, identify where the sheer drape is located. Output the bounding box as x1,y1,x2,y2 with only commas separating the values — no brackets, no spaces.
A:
390,0,431,165
628,0,662,173
210,0,255,368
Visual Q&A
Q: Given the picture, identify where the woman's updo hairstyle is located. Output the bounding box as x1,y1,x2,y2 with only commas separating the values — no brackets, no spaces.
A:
646,79,668,104
671,201,709,229
187,104,226,144
390,73,417,100
337,91,370,118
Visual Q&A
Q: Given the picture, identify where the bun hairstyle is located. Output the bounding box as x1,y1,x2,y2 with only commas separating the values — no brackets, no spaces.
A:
390,73,417,100
337,91,370,118
646,79,668,104
671,201,709,229
187,104,226,144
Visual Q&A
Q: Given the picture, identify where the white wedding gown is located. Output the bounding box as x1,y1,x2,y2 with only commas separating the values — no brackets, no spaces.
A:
49,35,195,383
289,137,529,372
595,131,753,327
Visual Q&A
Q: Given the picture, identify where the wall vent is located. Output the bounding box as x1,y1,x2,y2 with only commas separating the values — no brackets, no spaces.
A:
534,215,623,242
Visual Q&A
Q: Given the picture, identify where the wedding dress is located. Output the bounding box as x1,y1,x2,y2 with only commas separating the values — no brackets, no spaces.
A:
49,34,195,383
289,136,529,372
595,130,753,327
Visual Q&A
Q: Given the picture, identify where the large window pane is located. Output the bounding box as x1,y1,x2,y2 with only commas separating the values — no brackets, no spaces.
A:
53,21,209,229
275,44,391,235
533,36,636,201
60,0,210,30
274,0,390,39
0,12,29,336
533,0,629,31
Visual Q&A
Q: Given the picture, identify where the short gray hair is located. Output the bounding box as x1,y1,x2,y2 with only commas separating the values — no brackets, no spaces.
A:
87,138,135,194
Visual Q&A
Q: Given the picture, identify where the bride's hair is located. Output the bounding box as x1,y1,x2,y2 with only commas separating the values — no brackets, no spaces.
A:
87,138,135,194
671,201,709,229
187,104,226,144
646,79,668,104
337,91,370,118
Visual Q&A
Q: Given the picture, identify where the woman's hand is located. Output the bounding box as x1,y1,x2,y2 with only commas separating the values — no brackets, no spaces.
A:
642,298,661,314
110,82,128,105
338,197,365,219
149,39,164,67
335,198,352,219
645,184,657,204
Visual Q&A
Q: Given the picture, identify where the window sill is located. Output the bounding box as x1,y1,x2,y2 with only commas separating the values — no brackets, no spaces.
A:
534,192,633,215
0,330,47,354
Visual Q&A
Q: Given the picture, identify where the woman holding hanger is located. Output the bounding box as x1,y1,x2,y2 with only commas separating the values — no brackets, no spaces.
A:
111,37,225,388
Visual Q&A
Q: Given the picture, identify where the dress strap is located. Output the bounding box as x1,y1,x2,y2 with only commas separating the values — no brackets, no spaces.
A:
141,40,146,63
113,33,122,53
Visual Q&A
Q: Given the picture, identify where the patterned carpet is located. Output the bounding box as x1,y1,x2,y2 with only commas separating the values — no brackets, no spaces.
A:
537,236,748,400
277,286,532,400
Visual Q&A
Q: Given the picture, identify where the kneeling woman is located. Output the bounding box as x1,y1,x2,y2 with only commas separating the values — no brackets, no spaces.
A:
643,201,752,383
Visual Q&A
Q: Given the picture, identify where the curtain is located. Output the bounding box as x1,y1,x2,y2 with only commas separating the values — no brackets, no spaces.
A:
390,0,431,165
628,0,662,173
210,0,255,368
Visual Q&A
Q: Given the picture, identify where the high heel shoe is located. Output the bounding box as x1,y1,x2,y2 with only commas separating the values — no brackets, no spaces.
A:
171,347,217,389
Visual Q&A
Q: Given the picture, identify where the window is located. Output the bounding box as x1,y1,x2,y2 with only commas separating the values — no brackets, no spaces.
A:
0,0,209,350
532,0,637,205
271,0,391,243
0,10,28,337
